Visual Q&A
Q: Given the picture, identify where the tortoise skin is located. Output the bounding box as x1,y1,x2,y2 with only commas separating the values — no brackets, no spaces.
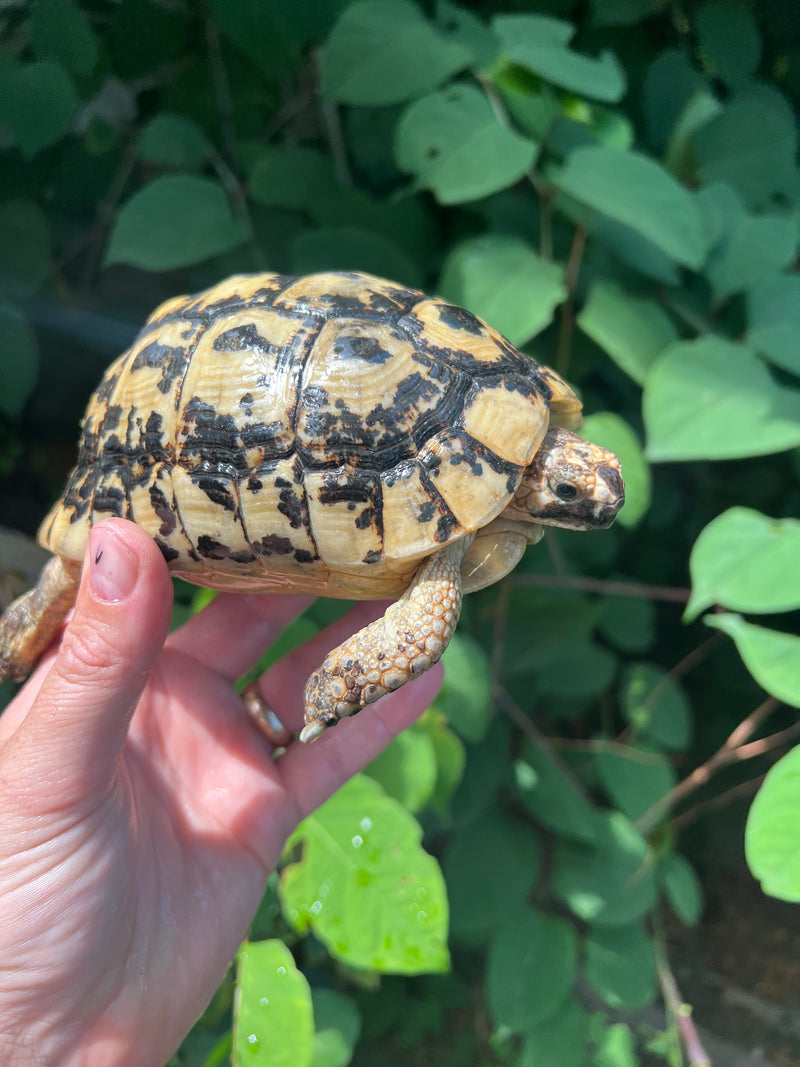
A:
40,271,580,599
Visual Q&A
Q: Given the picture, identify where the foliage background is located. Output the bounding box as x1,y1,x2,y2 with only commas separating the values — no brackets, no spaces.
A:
1,0,800,1064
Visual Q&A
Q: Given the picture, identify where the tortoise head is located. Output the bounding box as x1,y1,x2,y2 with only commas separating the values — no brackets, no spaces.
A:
504,427,624,531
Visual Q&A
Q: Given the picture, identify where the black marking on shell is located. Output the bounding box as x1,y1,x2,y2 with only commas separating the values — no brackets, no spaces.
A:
247,476,263,492
98,404,123,436
155,537,180,562
95,372,119,404
196,476,237,512
362,549,381,564
294,548,315,564
332,333,394,364
93,486,125,515
149,483,176,536
131,340,190,395
435,303,485,336
213,323,274,354
196,535,256,563
258,534,294,556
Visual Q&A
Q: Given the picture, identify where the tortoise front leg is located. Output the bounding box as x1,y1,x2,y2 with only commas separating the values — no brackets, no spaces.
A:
0,556,82,682
300,537,472,742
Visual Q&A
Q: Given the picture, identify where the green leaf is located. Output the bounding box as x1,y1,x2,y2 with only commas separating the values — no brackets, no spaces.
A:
519,998,586,1067
0,59,77,157
443,806,540,940
580,413,651,528
106,176,247,271
585,924,656,1009
594,1023,637,1067
487,908,577,1031
364,722,438,813
419,709,466,818
514,739,600,845
643,48,705,151
577,279,678,386
321,0,471,105
593,742,676,821
695,89,798,209
290,228,421,290
31,0,97,76
234,940,313,1067
705,615,800,708
493,15,626,103
438,235,565,347
311,989,361,1067
281,775,449,973
747,272,800,376
0,200,51,300
696,184,795,301
686,507,800,620
695,1,762,90
0,304,39,419
658,853,703,926
664,88,723,182
433,1,500,70
591,0,658,26
553,811,657,926
554,147,707,269
644,337,800,461
621,663,692,752
598,593,656,653
249,146,335,211
437,633,492,742
745,745,800,903
536,639,617,699
139,113,211,170
395,84,537,204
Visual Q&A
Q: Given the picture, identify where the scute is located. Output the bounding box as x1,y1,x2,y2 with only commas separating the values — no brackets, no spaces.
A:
40,270,571,595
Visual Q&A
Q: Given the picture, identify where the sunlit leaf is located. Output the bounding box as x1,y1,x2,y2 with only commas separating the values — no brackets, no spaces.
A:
281,775,449,973
705,614,800,708
746,745,800,903
234,940,313,1067
686,507,800,620
364,721,438,813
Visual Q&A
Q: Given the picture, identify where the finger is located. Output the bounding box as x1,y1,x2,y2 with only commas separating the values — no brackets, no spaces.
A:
275,662,443,823
166,590,315,682
252,601,390,733
5,519,173,806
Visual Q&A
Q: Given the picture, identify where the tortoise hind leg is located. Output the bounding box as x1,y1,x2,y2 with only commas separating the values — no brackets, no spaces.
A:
0,556,81,682
300,537,471,742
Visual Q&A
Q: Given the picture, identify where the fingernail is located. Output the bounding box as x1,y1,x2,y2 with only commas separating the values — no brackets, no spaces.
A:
89,526,139,603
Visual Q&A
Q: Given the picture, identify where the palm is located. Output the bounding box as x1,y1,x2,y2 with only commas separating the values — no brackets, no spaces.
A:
0,571,441,1066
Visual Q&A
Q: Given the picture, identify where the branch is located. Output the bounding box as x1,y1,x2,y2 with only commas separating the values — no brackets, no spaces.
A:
513,572,690,603
655,935,711,1066
636,696,782,834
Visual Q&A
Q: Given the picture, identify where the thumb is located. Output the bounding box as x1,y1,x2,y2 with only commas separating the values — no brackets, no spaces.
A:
10,518,173,806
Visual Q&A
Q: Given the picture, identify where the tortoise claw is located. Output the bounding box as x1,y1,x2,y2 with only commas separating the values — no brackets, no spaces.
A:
299,721,328,744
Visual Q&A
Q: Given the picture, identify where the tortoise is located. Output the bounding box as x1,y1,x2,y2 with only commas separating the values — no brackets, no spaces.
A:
0,271,624,741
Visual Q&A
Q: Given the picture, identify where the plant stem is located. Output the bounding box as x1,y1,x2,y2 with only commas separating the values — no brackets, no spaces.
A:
654,932,711,1066
513,572,690,603
555,225,587,376
635,696,781,834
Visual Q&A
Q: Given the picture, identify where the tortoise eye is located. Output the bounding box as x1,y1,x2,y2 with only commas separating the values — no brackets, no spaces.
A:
555,483,578,501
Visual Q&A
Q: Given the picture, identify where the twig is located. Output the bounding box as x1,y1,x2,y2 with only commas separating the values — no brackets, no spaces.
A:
636,696,781,834
204,14,238,168
655,934,711,1066
671,774,766,831
496,685,593,801
513,572,690,603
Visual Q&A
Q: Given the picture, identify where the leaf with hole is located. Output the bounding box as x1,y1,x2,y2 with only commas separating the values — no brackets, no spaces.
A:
395,84,537,204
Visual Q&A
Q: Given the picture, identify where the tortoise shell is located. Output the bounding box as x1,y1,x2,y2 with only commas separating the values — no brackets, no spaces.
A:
40,271,581,599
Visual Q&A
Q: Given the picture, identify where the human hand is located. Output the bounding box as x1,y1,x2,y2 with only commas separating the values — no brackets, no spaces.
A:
0,518,442,1067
